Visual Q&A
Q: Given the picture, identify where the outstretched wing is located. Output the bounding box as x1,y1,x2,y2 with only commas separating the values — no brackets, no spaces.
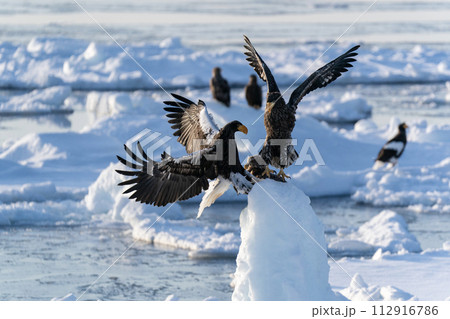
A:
116,142,211,206
163,93,220,153
243,35,280,93
287,45,359,109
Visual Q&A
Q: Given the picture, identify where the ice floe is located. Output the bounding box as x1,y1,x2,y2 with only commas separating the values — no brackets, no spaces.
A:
352,158,450,213
330,248,450,300
2,38,450,90
84,162,240,258
300,92,372,123
340,273,417,301
329,210,421,257
0,86,72,115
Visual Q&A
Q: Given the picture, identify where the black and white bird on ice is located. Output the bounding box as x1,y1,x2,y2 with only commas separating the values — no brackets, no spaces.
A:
244,74,262,109
210,67,230,107
116,94,253,218
373,122,408,169
243,35,359,180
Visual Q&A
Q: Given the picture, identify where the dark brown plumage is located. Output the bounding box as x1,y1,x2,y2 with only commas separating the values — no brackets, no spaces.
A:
116,94,253,214
244,155,285,182
374,123,408,169
243,35,359,179
244,75,262,109
210,67,230,107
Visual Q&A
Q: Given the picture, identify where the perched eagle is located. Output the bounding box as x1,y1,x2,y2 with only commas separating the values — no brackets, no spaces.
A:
210,67,231,107
116,94,253,218
244,74,262,109
373,122,408,169
243,35,359,180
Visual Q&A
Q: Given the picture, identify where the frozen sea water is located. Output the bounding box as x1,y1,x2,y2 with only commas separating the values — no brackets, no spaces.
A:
0,222,235,301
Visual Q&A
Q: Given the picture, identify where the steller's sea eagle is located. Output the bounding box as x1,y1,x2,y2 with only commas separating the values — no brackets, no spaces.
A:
116,94,253,218
210,67,230,107
243,35,359,180
373,122,408,169
244,74,262,109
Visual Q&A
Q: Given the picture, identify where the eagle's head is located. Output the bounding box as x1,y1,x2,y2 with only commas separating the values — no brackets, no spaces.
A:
399,123,408,131
222,120,248,136
212,67,222,77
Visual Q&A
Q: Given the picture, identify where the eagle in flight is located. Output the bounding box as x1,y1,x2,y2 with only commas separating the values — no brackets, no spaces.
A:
116,94,253,218
243,35,359,180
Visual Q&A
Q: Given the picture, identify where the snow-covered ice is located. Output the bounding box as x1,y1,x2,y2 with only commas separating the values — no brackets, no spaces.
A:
300,92,372,123
3,38,450,90
0,86,72,115
85,163,240,258
330,248,450,301
353,159,450,213
340,274,417,301
329,210,421,257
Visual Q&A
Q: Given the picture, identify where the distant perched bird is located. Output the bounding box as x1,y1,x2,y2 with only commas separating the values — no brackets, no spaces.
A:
373,123,408,169
243,35,359,180
116,94,253,218
210,67,230,106
244,74,262,109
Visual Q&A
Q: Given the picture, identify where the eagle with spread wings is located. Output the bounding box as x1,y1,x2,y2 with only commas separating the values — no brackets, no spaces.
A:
243,35,359,180
116,94,253,218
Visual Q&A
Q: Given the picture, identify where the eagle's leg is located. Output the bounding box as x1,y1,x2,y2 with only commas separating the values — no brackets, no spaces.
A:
277,167,291,181
262,166,275,178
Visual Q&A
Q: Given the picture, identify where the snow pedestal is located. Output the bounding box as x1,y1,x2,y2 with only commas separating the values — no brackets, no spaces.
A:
232,179,340,301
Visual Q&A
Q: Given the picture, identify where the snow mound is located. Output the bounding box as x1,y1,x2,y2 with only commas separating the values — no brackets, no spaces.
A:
340,274,417,301
0,200,86,226
329,210,421,256
232,180,340,301
0,86,72,115
353,159,450,213
301,92,372,123
0,182,84,204
408,121,450,144
85,91,157,119
0,133,67,168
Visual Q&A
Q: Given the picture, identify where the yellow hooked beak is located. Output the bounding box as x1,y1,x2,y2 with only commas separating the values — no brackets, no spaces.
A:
403,123,409,129
238,124,248,135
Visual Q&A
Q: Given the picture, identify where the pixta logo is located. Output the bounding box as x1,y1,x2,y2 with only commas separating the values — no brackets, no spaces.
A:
124,129,325,170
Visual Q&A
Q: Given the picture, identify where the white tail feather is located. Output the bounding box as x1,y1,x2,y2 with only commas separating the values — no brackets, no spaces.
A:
197,177,231,218
372,160,385,170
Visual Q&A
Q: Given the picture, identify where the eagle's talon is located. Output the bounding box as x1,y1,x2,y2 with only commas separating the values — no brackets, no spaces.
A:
277,168,290,181
263,166,275,178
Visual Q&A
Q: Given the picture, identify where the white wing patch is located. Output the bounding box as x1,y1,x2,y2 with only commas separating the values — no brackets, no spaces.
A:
197,176,231,218
199,106,220,144
383,141,405,155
